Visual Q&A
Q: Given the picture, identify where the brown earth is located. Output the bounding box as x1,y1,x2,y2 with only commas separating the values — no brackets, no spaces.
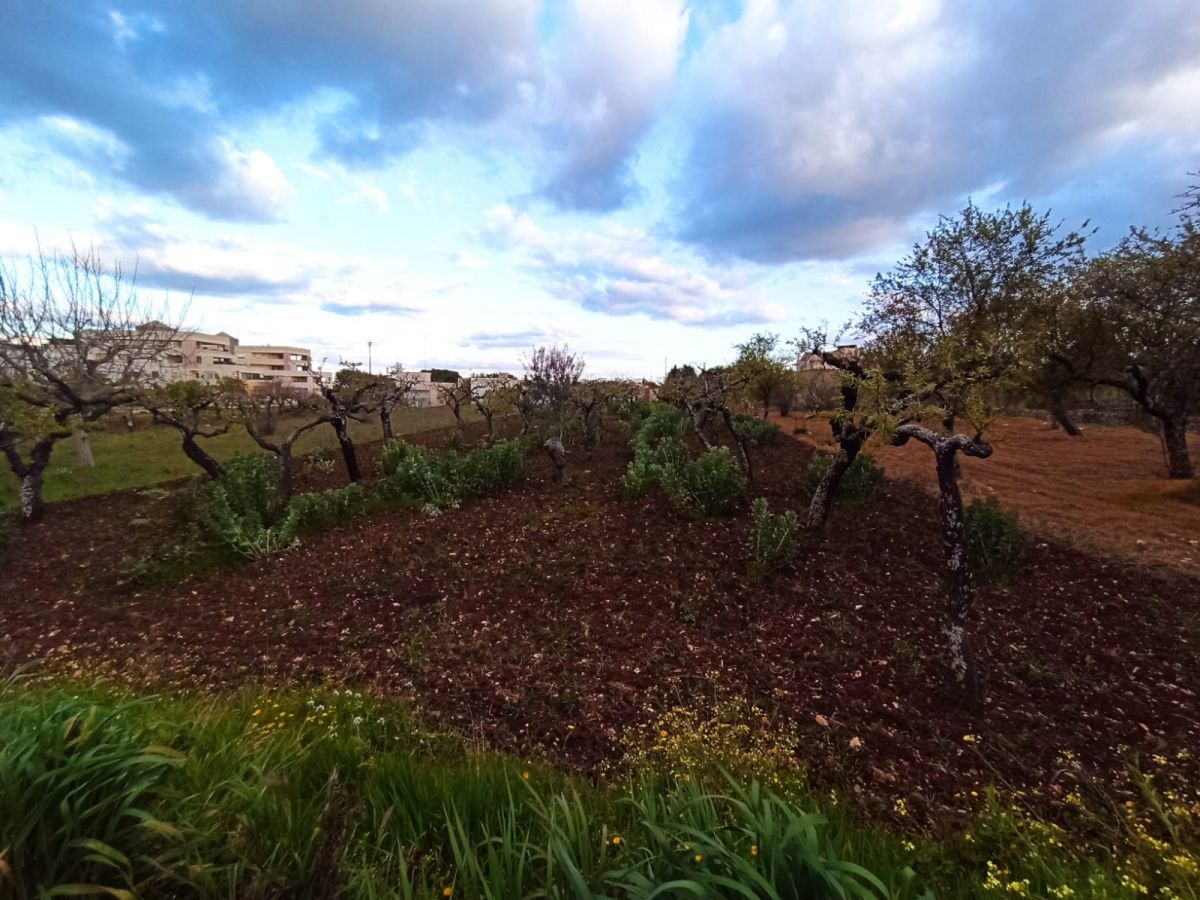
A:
1,419,1198,829
791,414,1200,578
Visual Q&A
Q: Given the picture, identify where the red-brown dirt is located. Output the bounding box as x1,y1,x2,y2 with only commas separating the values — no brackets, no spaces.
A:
791,414,1200,578
1,419,1197,828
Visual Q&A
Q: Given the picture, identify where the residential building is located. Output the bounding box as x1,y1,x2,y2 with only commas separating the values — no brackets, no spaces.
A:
136,324,321,393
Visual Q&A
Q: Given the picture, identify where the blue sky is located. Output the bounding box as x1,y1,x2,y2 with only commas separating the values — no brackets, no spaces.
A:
1,0,1197,377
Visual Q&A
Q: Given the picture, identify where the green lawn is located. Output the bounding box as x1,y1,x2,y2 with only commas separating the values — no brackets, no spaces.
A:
0,406,472,506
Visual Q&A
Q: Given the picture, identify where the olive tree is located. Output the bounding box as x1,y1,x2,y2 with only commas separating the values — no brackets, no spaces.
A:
320,368,383,482
0,247,179,521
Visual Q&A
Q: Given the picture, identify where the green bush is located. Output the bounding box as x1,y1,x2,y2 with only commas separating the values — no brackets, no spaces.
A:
659,446,747,517
746,497,802,580
381,438,525,510
632,404,688,450
195,454,293,559
283,482,373,538
806,451,884,502
732,413,783,447
964,496,1026,580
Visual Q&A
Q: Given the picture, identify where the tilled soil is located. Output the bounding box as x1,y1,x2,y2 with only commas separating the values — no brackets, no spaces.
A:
2,420,1198,826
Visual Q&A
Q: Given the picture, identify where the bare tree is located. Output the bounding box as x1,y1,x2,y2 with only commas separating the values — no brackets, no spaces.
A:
228,381,330,501
320,369,382,483
0,246,180,521
142,379,227,480
569,379,613,450
380,364,420,441
660,365,755,485
470,377,515,445
438,379,473,435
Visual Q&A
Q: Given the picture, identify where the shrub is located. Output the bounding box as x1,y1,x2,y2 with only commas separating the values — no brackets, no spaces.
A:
196,454,293,559
964,496,1026,580
732,413,782,447
283,482,373,538
659,446,747,517
746,498,802,580
382,439,525,509
455,439,525,498
633,404,687,450
806,451,884,502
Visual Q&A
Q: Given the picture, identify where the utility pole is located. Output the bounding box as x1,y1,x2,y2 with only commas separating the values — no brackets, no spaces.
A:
368,340,374,375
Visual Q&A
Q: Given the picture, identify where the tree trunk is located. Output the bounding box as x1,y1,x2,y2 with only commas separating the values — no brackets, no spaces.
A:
1049,399,1083,437
277,450,295,502
1161,416,1193,479
722,409,754,487
380,408,394,442
806,442,862,530
933,442,984,710
331,417,361,482
9,437,58,524
182,432,225,480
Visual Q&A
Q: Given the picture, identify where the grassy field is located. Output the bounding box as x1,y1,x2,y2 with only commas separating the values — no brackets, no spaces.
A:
0,405,473,507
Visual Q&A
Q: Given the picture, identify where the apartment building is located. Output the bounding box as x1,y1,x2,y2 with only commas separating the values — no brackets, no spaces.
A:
138,324,320,393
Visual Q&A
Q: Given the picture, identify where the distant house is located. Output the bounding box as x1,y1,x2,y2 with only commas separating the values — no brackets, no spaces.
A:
796,344,860,372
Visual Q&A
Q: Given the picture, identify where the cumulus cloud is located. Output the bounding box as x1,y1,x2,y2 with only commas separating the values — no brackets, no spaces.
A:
0,0,540,219
672,0,1200,261
482,205,786,326
88,207,346,298
535,0,690,210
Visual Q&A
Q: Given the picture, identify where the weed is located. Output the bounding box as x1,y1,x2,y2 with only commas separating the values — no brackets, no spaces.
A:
964,496,1027,580
746,497,802,580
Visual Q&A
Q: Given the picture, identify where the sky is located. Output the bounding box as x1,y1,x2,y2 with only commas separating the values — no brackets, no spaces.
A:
1,0,1197,378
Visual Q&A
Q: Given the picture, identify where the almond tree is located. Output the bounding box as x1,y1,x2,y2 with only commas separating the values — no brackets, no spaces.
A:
438,379,473,435
379,364,420,441
856,201,1085,709
734,332,792,418
569,379,612,450
660,365,755,484
320,368,381,483
0,246,179,522
470,378,515,445
227,380,330,501
1058,221,1200,478
141,379,227,480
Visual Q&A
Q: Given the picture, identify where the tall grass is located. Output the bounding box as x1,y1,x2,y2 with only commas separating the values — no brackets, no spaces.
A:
0,685,923,899
3,685,1195,898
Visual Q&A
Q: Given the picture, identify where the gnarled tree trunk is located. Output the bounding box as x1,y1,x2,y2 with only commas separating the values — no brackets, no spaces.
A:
2,434,64,523
380,407,394,442
330,416,361,483
1048,398,1083,437
181,432,225,480
1161,416,1193,479
807,439,863,530
894,425,993,710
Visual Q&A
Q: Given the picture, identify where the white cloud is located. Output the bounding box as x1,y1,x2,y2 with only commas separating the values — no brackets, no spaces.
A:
482,205,785,326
